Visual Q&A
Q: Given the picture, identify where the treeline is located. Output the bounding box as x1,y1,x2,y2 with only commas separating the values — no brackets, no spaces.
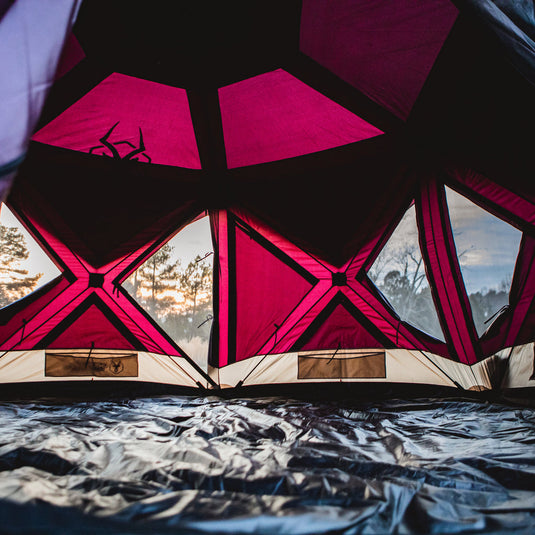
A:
122,244,213,345
373,269,509,339
0,225,42,307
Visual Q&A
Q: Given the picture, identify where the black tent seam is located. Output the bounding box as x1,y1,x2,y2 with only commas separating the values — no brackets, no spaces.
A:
233,215,319,286
37,293,144,351
283,52,404,134
186,88,227,171
290,291,395,352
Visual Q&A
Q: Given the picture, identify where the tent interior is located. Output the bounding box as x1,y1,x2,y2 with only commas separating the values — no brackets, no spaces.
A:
0,1,535,532
1,0,534,398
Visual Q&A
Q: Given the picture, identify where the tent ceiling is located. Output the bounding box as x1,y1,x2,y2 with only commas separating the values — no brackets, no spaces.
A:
72,0,302,89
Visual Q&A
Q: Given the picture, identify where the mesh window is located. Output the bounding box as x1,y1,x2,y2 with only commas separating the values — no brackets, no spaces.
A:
445,187,522,337
123,215,213,370
0,203,61,308
368,204,444,341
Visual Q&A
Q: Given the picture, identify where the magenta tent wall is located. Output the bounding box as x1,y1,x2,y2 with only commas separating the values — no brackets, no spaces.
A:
1,0,534,394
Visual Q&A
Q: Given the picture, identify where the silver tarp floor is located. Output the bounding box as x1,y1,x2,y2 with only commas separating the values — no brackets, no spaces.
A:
0,395,534,534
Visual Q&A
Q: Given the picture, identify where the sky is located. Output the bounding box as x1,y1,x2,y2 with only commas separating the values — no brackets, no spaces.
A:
164,216,213,269
124,215,213,307
370,190,522,295
445,187,522,294
0,203,60,284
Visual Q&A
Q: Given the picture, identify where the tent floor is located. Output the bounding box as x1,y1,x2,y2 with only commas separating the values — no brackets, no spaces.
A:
0,395,533,534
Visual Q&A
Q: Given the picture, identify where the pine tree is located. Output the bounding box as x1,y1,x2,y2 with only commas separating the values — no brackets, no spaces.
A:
0,225,42,307
123,245,213,346
125,243,180,317
178,255,212,320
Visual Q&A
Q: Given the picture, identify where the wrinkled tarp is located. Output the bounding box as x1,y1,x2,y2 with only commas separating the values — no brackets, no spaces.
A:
0,396,533,534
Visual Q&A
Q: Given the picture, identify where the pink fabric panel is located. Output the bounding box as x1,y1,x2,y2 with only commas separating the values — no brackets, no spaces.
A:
232,208,334,276
33,73,201,169
219,69,383,168
235,224,315,361
300,0,458,120
47,303,136,349
212,211,230,366
7,284,89,350
0,277,70,348
504,235,535,347
269,285,339,354
417,181,478,364
55,32,85,80
301,303,382,350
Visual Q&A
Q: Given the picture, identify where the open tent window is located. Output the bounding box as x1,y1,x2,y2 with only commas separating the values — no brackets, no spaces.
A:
122,215,213,370
368,204,444,341
0,203,61,309
445,187,522,337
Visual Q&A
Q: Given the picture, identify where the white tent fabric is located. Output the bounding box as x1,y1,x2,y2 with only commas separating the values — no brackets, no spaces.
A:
0,0,81,200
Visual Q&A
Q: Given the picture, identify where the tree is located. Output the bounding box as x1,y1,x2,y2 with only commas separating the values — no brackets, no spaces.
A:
468,277,511,336
164,255,213,343
0,224,42,307
124,248,213,343
372,238,514,339
371,242,443,339
178,255,212,320
123,243,181,317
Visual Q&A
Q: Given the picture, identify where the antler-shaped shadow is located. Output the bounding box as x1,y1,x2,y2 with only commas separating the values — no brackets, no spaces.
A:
89,122,152,163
